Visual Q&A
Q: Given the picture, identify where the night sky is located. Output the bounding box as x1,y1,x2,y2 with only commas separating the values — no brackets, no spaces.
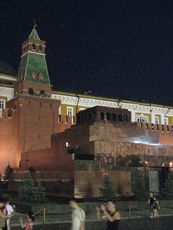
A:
1,0,173,105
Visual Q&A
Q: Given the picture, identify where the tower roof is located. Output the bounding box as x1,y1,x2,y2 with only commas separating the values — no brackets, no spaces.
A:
28,26,40,40
17,26,50,85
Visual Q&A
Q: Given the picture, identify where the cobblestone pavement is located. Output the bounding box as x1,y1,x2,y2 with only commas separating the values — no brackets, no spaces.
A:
10,200,173,228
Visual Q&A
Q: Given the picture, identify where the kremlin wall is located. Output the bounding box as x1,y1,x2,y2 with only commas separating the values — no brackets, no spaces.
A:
0,27,173,197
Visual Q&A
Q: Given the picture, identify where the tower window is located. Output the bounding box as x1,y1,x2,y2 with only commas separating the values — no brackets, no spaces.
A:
39,73,44,81
40,90,45,97
32,43,36,50
28,88,34,95
39,45,42,51
31,71,36,79
8,110,12,118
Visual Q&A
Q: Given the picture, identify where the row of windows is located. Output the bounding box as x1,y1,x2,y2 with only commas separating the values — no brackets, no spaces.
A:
137,116,169,125
0,100,171,126
67,108,169,125
63,107,171,125
23,44,43,53
100,112,129,122
28,88,46,97
32,43,43,51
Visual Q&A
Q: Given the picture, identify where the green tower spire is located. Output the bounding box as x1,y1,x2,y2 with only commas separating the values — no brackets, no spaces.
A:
17,25,50,85
29,24,40,40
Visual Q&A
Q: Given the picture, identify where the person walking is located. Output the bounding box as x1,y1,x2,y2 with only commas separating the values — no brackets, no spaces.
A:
152,197,160,218
20,211,35,230
148,192,160,218
70,199,85,230
96,200,121,230
148,192,154,218
5,198,14,230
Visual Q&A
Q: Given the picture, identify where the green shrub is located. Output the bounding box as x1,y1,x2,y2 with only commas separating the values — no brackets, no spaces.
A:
18,172,46,203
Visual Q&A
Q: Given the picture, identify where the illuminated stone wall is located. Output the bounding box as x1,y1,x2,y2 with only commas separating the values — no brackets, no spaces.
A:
0,108,20,173
0,92,62,173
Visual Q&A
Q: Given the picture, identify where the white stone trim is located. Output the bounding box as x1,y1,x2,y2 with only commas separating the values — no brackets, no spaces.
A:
21,51,45,58
0,75,16,82
0,87,14,100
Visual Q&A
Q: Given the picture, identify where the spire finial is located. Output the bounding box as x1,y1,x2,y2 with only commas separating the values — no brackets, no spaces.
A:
33,20,37,29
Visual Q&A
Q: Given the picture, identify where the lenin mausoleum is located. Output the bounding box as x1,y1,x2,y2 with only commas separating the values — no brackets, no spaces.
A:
0,27,173,197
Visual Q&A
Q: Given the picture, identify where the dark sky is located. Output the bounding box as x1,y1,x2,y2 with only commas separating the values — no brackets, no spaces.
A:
1,0,173,105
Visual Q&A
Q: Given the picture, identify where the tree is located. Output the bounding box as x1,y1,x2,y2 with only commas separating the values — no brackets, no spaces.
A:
131,168,147,200
18,172,46,203
4,165,14,183
28,167,36,180
100,174,114,201
161,173,173,199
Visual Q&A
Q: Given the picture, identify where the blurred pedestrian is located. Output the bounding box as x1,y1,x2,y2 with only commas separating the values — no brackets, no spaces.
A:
70,199,85,230
20,211,35,230
152,197,160,218
0,197,8,230
4,197,14,230
96,200,121,230
148,192,160,218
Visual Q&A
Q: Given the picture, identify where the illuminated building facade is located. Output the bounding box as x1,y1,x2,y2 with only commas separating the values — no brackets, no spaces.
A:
0,27,173,196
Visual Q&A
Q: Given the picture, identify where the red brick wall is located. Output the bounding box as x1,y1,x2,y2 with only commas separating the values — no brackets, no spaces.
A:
0,93,62,173
7,95,60,153
0,109,20,173
160,132,173,145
